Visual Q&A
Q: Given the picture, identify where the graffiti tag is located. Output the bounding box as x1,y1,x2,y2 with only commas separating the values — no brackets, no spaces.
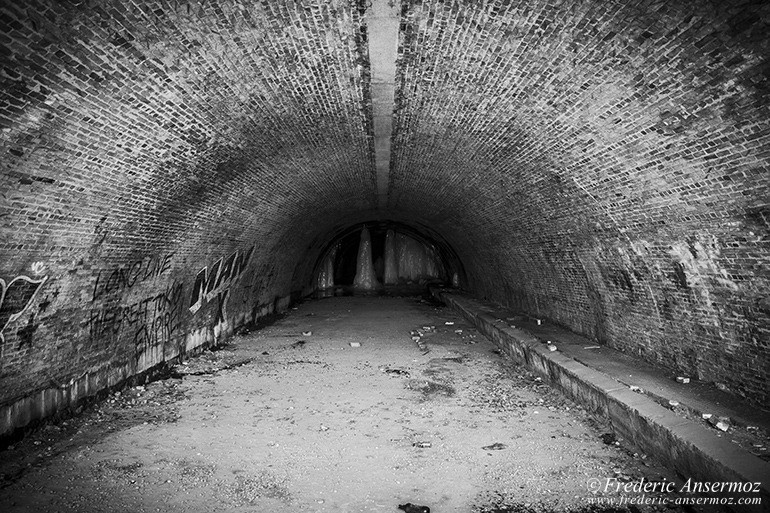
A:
189,246,254,314
86,282,183,348
92,253,173,302
0,275,48,344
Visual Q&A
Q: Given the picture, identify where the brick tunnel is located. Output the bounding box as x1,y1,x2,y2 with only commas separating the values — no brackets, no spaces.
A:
0,0,769,511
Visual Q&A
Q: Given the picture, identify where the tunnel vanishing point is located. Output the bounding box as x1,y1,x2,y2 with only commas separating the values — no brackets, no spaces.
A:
0,0,768,458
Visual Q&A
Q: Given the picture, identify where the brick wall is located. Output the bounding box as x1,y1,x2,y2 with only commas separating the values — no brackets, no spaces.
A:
391,0,769,403
0,0,374,437
0,0,768,437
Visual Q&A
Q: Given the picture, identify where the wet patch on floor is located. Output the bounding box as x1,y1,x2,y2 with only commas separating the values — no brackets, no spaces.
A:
405,379,457,400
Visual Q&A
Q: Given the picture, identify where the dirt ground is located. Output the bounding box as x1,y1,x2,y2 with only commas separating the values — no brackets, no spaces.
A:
0,295,707,512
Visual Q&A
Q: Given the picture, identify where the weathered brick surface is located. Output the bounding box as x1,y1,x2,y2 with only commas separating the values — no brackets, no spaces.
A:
0,0,374,432
390,0,769,403
0,0,768,436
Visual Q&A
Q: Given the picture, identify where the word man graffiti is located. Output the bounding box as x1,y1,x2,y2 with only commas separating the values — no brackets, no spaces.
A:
0,275,48,344
189,246,254,315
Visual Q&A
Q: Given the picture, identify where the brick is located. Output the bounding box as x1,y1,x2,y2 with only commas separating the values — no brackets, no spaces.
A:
0,0,768,439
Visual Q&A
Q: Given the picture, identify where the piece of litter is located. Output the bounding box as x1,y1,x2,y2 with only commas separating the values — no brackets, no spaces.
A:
413,441,431,448
702,413,713,420
482,442,507,451
669,400,680,407
445,321,454,325
584,345,601,350
629,385,642,392
547,344,557,352
349,342,361,348
454,329,463,334
715,421,729,432
319,424,329,431
302,331,312,336
676,376,690,384
536,319,542,325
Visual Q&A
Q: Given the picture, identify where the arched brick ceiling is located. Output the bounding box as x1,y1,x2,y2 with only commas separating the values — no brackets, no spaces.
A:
0,0,768,405
384,0,769,403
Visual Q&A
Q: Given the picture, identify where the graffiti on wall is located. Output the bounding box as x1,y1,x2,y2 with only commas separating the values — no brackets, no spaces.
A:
86,253,182,350
86,281,184,349
91,253,174,302
189,245,254,315
0,275,48,344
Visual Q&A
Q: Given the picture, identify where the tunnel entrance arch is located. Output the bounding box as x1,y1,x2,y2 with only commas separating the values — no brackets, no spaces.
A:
305,220,467,296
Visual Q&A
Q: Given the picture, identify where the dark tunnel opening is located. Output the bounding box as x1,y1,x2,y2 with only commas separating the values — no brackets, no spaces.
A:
308,220,464,295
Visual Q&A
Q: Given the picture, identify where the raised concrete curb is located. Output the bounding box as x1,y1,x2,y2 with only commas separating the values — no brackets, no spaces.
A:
431,287,770,510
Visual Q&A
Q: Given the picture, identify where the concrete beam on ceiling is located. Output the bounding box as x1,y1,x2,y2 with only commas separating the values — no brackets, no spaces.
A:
366,0,399,210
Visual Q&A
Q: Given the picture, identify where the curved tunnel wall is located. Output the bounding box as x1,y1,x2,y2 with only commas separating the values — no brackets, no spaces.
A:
0,0,768,436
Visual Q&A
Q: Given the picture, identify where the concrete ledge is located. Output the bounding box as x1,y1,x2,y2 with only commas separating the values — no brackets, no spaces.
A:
432,287,770,509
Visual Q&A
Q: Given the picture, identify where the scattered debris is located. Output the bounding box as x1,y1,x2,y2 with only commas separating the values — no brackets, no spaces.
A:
398,503,430,513
600,432,619,446
319,424,329,432
349,342,361,348
668,400,680,408
584,345,601,350
481,442,507,451
702,413,713,420
171,355,253,377
715,382,729,392
412,441,431,448
629,385,642,393
380,366,409,376
676,376,690,384
409,328,429,354
291,340,307,349
546,344,557,352
405,379,455,400
454,329,463,334
708,416,731,432
302,331,312,336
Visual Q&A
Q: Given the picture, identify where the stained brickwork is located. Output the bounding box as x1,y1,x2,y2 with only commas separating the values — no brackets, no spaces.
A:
0,0,768,436
0,0,374,433
391,0,769,403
